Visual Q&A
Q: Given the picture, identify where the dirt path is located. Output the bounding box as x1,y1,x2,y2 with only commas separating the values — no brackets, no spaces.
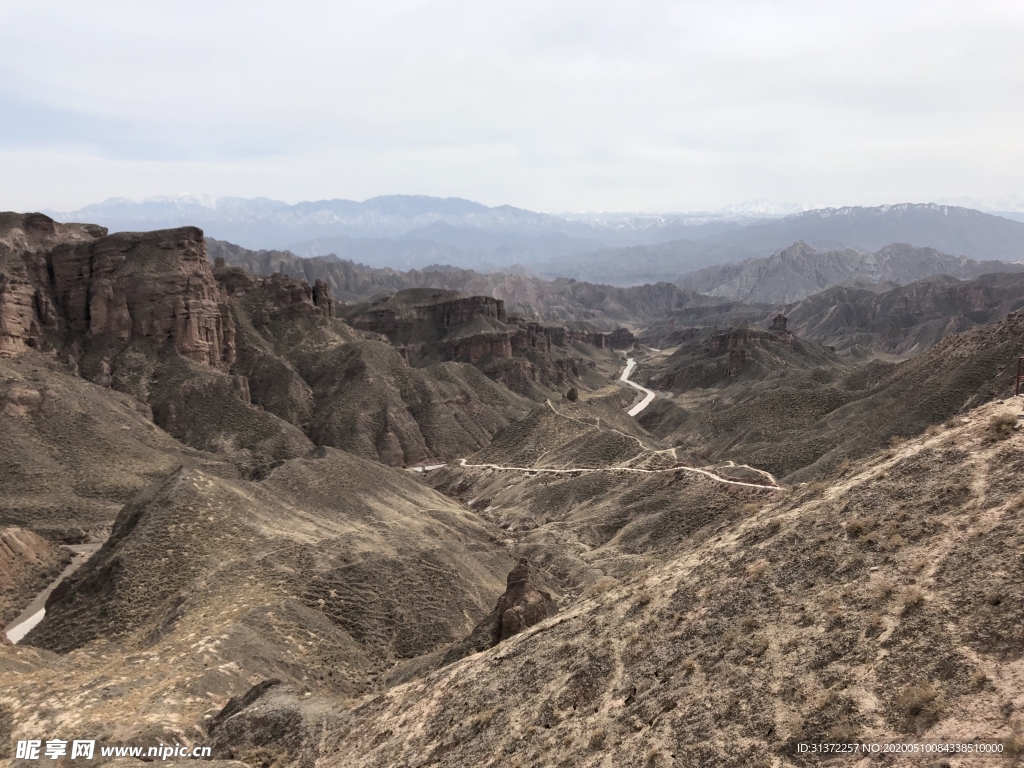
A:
620,357,656,416
458,458,783,491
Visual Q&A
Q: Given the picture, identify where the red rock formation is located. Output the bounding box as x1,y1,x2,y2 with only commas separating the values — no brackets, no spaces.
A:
50,227,236,367
213,265,336,323
0,213,105,355
1,215,239,368
345,291,505,344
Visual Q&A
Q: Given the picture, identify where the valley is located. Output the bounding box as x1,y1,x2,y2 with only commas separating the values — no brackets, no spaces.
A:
2,208,1024,767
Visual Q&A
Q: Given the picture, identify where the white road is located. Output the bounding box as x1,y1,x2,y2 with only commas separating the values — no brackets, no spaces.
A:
4,541,102,644
620,357,656,416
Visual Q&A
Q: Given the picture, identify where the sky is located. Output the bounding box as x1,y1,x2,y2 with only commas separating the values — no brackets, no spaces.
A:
2,0,1023,213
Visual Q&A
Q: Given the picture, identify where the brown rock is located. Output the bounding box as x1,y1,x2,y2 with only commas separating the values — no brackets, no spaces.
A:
1,385,42,417
0,212,105,355
50,227,236,368
492,557,556,645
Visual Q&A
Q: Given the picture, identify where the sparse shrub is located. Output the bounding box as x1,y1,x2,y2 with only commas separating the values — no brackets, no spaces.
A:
896,684,943,731
632,587,652,608
837,458,854,475
885,533,906,551
910,557,929,574
746,559,769,579
740,502,761,517
943,417,959,428
470,708,495,732
587,728,606,750
902,586,926,614
747,634,769,657
846,518,870,538
971,670,989,690
740,615,758,632
987,413,1017,441
804,480,828,497
889,435,907,448
680,658,696,676
865,612,885,638
924,424,941,437
870,577,895,605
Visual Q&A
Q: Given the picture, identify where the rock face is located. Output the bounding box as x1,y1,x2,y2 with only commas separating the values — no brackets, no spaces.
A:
0,213,105,356
344,290,506,345
342,288,627,397
51,227,236,368
213,263,336,323
442,557,556,665
0,214,236,368
492,557,556,645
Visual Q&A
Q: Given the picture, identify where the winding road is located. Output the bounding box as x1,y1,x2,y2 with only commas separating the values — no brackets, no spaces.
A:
415,353,784,491
620,357,656,416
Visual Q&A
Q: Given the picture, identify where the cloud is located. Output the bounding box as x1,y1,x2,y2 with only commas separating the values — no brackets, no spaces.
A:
2,0,1023,211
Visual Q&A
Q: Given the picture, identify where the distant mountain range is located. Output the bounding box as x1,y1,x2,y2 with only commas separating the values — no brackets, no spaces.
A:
45,196,1024,285
677,240,1024,304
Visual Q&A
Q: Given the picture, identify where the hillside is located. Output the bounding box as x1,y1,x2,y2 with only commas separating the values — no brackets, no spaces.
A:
636,308,1024,481
678,241,1024,304
784,272,1024,356
4,448,516,741
309,399,1024,766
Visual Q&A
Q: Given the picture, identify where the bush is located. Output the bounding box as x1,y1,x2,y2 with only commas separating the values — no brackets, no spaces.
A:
896,684,943,731
902,586,926,614
987,413,1017,441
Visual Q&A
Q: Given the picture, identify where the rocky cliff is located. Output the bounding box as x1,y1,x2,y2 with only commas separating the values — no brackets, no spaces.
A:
0,213,236,368
0,213,105,355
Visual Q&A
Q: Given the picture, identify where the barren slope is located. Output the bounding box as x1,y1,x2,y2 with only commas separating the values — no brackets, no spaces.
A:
2,448,514,745
315,399,1024,767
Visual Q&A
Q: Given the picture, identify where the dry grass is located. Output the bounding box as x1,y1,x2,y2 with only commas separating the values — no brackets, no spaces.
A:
987,413,1017,441
901,586,926,614
896,684,943,731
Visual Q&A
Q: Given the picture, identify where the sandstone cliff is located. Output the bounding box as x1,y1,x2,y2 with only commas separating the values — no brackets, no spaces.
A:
0,213,105,355
0,213,236,368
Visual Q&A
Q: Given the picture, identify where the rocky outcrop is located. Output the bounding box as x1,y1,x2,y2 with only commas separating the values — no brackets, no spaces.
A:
0,213,105,356
213,263,336,325
442,557,556,665
508,318,610,352
344,289,505,345
706,323,794,356
1,214,237,368
607,327,636,349
50,227,236,368
492,558,555,644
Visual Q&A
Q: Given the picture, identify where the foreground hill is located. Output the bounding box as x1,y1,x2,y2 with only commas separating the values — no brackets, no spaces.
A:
307,399,1024,767
3,448,515,742
678,241,1024,304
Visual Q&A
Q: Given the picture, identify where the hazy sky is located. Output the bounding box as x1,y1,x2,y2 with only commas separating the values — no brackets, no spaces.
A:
2,0,1023,212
